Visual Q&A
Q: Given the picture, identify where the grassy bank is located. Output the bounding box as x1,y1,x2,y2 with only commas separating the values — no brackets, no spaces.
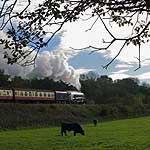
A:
0,117,150,149
0,103,150,129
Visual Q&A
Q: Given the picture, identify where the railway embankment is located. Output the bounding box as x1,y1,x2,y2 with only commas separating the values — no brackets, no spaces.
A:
0,103,150,129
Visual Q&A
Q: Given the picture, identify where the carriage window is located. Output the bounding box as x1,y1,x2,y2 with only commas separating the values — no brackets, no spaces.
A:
7,91,9,95
35,92,38,96
0,92,1,96
48,93,51,97
44,93,46,97
20,92,23,96
39,93,42,96
29,92,32,96
2,90,6,95
51,93,54,97
25,92,28,96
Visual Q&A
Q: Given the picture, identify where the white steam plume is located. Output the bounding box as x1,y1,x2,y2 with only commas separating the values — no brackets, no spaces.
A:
29,51,81,89
0,40,81,89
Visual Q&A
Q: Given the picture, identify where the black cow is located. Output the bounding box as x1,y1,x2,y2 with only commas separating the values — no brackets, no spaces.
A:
93,119,97,127
61,123,85,136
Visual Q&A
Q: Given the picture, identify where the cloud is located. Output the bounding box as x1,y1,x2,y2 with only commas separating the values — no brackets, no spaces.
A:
109,73,130,81
61,17,109,49
115,64,133,69
135,72,150,80
141,58,150,67
112,69,129,74
75,68,95,74
60,13,150,69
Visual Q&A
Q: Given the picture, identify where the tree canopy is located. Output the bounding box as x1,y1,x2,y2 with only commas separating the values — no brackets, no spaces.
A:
0,0,150,69
80,74,150,104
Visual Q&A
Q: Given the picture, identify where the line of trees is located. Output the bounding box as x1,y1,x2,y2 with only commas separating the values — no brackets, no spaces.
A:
80,75,150,105
1,69,150,105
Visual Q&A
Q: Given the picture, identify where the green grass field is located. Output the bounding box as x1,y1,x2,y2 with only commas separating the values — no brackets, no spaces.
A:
0,117,150,150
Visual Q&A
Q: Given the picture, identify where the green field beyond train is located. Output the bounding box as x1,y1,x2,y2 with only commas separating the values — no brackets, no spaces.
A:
0,117,150,150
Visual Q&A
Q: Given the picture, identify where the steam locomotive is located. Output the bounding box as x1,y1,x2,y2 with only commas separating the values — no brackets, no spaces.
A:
0,88,85,104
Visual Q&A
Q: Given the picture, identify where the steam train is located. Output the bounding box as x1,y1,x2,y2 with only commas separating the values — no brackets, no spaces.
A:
0,88,85,104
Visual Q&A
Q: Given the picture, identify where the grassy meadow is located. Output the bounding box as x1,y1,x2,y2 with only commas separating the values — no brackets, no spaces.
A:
0,117,150,150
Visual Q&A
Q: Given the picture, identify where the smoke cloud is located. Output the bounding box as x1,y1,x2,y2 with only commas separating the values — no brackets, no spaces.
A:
29,50,81,89
0,36,81,89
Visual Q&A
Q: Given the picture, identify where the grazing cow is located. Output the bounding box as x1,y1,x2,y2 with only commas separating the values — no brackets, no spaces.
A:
93,119,97,127
61,123,85,136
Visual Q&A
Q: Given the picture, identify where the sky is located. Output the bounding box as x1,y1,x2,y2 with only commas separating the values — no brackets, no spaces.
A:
56,18,150,85
1,0,150,89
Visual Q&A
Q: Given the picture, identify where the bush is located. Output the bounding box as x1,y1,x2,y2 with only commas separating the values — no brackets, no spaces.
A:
0,103,150,129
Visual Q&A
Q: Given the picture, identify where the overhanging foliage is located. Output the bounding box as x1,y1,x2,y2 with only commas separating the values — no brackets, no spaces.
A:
0,0,150,69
